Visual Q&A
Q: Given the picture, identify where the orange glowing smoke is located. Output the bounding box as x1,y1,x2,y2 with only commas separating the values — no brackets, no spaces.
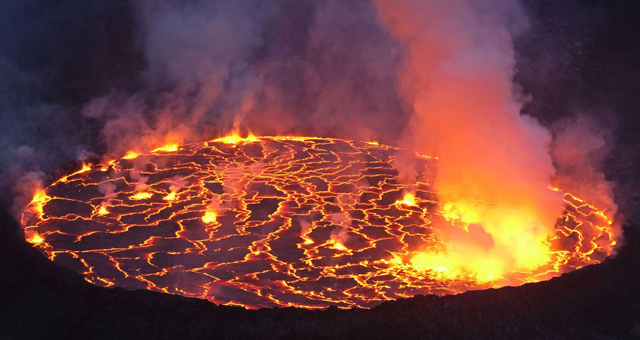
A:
20,136,617,309
214,132,259,145
153,143,179,153
122,150,141,160
371,0,617,281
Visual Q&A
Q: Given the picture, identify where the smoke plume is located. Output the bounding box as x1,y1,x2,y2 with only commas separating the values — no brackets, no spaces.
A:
374,0,602,279
0,0,621,279
551,114,619,234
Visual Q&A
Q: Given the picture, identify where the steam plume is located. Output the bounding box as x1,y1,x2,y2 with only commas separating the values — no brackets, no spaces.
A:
374,0,568,279
551,114,620,236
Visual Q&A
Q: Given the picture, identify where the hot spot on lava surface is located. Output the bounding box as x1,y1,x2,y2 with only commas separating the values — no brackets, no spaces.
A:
20,136,616,309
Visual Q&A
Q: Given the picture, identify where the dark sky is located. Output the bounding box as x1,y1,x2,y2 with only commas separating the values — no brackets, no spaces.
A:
3,0,639,123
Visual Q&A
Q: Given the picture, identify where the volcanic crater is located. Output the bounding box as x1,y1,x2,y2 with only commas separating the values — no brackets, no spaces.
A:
20,136,616,309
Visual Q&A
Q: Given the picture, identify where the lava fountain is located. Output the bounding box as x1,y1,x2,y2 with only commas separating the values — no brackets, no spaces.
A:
21,135,616,309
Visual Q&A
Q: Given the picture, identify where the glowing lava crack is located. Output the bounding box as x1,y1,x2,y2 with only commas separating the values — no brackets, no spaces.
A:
21,136,616,309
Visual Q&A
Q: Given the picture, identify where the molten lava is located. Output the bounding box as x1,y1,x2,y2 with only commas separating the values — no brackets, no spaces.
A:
20,136,616,309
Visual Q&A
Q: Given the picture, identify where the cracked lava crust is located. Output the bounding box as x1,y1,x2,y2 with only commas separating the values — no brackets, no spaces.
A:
21,136,616,309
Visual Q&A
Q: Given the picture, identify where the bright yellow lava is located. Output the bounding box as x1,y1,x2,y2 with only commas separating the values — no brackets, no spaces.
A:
26,232,44,244
396,192,417,206
130,192,153,200
214,132,259,145
163,192,177,201
202,210,217,224
153,143,179,153
98,205,109,215
123,150,140,160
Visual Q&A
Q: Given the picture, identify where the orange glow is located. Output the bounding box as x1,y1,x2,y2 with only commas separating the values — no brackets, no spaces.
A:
79,163,91,173
201,210,217,224
123,150,140,160
328,238,348,251
434,199,556,277
98,205,109,215
441,201,482,225
373,0,589,291
269,135,310,141
26,231,44,245
396,192,417,206
411,247,505,282
20,136,617,309
28,189,48,218
153,143,179,153
130,192,153,200
31,189,46,204
214,132,259,144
